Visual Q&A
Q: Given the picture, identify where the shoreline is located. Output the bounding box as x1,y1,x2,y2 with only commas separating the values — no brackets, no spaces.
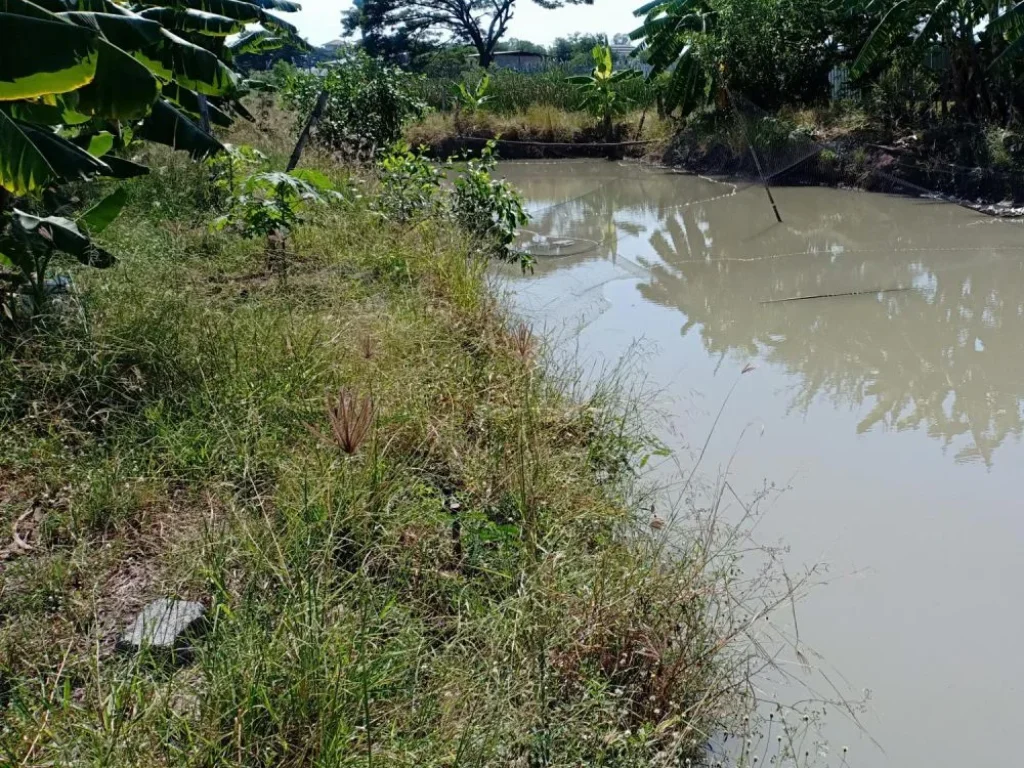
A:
409,115,1024,214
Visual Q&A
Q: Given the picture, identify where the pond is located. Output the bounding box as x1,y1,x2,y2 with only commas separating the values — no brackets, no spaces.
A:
498,159,1024,768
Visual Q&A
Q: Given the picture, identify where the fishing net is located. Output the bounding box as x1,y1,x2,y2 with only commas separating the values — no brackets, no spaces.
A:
728,90,1024,213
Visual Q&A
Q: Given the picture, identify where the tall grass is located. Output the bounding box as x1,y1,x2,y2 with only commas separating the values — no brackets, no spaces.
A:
0,113,789,767
413,67,659,115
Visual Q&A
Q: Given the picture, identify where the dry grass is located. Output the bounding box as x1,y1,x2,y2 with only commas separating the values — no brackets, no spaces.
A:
406,107,673,154
314,388,375,455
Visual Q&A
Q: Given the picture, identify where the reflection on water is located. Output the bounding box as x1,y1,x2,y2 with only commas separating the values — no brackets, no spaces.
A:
507,160,1024,466
499,160,1024,768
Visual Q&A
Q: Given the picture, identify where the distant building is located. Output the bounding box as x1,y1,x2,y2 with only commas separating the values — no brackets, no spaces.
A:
470,50,549,72
610,44,653,76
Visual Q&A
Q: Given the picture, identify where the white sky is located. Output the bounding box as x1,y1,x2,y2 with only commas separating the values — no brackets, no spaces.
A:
293,0,641,47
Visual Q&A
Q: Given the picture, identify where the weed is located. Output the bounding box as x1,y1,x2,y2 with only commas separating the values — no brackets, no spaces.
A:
314,388,375,455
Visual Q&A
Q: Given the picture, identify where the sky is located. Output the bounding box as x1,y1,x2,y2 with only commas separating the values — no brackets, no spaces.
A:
292,0,641,47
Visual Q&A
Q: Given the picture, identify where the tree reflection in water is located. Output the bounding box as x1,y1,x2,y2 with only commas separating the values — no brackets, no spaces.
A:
503,162,1024,466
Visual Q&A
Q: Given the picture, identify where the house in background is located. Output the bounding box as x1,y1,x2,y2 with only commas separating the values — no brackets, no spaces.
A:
610,44,653,76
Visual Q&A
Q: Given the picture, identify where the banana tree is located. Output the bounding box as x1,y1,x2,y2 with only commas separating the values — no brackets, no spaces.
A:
851,0,1024,120
629,0,717,117
0,0,302,309
567,45,641,141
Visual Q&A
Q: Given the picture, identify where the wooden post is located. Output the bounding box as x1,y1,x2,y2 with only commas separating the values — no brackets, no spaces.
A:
728,88,783,224
287,89,329,172
748,143,783,224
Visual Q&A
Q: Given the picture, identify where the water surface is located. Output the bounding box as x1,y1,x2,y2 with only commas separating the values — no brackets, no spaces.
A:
499,159,1024,768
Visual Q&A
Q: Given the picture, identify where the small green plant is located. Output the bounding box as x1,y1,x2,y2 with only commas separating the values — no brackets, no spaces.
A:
455,73,492,113
0,189,126,317
215,170,341,240
449,141,530,270
567,45,641,141
213,170,342,274
205,145,269,201
377,142,445,223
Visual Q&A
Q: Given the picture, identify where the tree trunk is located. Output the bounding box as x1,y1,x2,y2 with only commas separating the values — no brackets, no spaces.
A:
287,89,329,172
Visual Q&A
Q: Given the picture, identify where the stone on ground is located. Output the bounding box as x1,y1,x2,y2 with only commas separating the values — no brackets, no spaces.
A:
118,599,207,664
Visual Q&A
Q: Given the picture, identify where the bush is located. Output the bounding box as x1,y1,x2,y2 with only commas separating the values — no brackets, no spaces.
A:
448,142,529,267
376,142,445,222
710,0,837,107
870,59,937,130
377,141,530,269
283,50,427,157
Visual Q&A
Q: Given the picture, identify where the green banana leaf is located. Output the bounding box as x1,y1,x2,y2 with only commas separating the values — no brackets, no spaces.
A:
169,0,261,23
74,38,160,119
228,28,284,54
75,130,114,156
1,96,92,126
101,155,150,178
0,12,99,101
136,98,224,157
0,110,110,194
219,96,254,122
26,0,132,13
163,81,233,126
80,186,127,233
248,0,300,10
140,6,245,35
0,0,65,19
60,11,237,95
258,10,295,34
13,208,115,267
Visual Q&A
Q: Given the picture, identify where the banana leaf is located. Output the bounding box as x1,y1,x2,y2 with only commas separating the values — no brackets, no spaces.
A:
0,110,111,194
0,12,99,101
13,209,116,267
136,98,224,157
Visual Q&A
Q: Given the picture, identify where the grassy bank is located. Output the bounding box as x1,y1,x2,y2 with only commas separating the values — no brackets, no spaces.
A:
659,104,1024,208
0,122,752,764
406,107,672,159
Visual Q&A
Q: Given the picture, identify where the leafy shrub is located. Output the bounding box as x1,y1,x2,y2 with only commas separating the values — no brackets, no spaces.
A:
455,74,493,113
206,145,270,202
449,142,530,268
870,60,937,130
376,141,530,269
568,46,642,140
282,50,427,157
377,143,445,223
214,170,343,241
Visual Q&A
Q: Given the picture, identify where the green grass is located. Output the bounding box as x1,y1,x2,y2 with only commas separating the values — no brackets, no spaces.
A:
412,68,659,116
0,120,753,767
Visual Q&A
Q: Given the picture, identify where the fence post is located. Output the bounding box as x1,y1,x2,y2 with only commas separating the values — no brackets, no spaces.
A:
287,89,329,172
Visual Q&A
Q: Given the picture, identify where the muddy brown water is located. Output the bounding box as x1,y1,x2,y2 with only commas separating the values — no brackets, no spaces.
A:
498,159,1024,768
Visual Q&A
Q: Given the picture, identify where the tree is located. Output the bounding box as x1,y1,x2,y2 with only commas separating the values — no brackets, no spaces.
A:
567,45,640,141
346,0,594,68
851,0,1024,121
342,0,438,64
630,0,839,115
552,32,608,62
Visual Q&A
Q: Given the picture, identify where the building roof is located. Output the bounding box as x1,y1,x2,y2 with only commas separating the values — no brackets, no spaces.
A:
492,50,547,58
